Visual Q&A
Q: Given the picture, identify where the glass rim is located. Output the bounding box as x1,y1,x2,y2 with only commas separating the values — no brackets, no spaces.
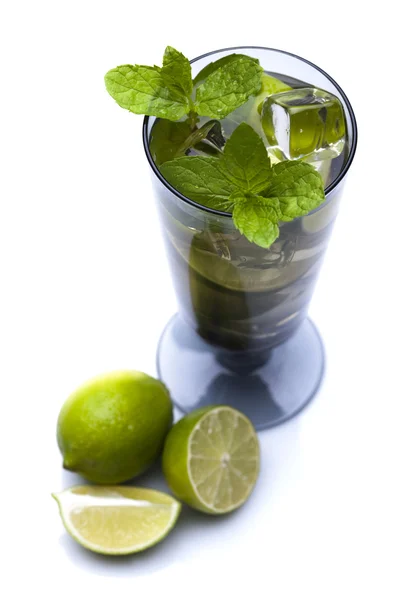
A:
142,45,358,218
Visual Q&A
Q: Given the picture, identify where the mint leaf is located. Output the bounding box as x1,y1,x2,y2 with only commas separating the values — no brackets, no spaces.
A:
232,193,280,248
219,123,271,193
193,54,258,86
150,119,192,166
264,161,325,221
194,56,263,119
106,49,264,122
159,122,326,247
160,156,239,211
162,46,193,97
104,65,189,120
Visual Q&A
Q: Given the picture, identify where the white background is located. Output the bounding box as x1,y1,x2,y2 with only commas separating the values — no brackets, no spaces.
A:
1,1,399,598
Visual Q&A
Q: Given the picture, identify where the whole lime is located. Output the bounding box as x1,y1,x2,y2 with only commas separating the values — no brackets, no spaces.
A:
57,371,172,484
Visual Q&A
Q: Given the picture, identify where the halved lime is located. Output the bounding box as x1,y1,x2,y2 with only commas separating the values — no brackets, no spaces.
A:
162,406,260,514
52,486,181,555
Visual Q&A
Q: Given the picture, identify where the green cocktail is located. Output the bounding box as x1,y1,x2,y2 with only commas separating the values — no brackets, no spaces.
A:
106,46,357,428
148,69,348,353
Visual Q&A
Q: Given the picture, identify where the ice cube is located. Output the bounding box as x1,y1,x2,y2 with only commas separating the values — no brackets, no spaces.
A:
261,87,346,161
220,74,291,139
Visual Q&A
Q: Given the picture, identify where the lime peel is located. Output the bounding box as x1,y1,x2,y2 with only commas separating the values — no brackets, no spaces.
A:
56,370,173,484
52,486,181,555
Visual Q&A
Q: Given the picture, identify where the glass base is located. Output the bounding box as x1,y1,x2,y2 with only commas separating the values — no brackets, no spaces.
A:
156,315,325,431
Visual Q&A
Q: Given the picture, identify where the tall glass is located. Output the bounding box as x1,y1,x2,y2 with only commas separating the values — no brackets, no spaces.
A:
143,47,357,430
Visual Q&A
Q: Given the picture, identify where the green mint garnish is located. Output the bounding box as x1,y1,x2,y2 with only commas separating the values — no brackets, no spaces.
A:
263,161,326,221
105,47,326,248
193,55,263,119
160,123,325,248
232,193,281,248
160,156,237,212
220,120,272,192
149,119,193,165
161,46,193,97
104,64,190,121
193,54,258,86
105,47,263,122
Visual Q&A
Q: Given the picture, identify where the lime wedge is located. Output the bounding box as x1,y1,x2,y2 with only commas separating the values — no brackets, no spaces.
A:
256,73,291,114
260,73,292,96
162,406,260,514
52,486,181,555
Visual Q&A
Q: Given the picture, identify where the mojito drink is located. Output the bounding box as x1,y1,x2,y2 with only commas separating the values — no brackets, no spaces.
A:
105,45,356,426
150,71,349,352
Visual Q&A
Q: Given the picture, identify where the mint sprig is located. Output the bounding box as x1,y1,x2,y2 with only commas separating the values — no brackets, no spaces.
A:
263,161,326,221
192,54,259,85
104,64,190,121
160,156,237,212
232,193,281,248
220,120,272,192
161,46,193,97
160,123,325,248
194,55,263,119
105,48,326,248
149,119,193,165
105,47,263,122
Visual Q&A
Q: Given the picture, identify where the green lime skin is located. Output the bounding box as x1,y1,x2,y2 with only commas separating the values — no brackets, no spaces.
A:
162,407,217,514
162,406,260,514
57,371,172,484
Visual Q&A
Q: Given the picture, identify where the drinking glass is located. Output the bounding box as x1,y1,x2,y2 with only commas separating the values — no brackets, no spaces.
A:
143,47,357,430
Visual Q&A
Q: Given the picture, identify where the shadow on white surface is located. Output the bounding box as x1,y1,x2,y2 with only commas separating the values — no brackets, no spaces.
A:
55,413,305,577
57,471,238,577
